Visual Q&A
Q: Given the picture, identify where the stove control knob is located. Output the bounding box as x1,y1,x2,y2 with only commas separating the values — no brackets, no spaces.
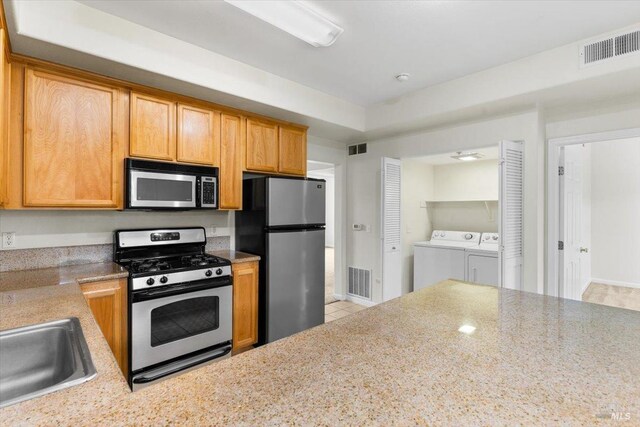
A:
465,233,473,240
216,268,223,276
493,236,499,241
146,278,155,286
205,270,213,277
160,276,168,284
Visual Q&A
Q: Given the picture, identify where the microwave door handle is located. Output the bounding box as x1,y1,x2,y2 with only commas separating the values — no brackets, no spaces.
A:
132,345,232,385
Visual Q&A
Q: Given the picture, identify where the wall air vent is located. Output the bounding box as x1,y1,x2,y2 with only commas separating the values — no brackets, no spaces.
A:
348,143,367,156
348,267,371,299
581,28,640,66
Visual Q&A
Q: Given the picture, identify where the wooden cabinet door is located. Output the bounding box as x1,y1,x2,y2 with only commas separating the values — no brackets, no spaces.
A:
245,118,278,172
232,261,259,351
219,113,243,210
80,279,128,375
177,103,220,166
278,126,307,176
0,29,8,207
24,69,125,207
130,92,176,161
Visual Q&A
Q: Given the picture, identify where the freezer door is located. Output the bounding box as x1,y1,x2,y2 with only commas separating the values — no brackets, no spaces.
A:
266,228,325,342
267,178,325,226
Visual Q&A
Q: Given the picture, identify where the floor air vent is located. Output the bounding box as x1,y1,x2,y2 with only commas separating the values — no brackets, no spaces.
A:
581,29,640,66
348,267,371,299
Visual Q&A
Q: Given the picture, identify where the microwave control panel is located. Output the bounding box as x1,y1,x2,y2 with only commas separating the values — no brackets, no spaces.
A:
201,176,217,208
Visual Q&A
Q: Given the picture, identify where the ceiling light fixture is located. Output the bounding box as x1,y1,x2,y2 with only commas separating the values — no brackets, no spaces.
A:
395,73,410,82
451,151,483,161
224,0,343,47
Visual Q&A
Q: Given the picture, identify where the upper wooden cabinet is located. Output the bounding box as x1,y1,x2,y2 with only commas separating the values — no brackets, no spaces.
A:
278,126,307,176
130,92,176,161
245,118,279,173
80,278,128,376
245,119,307,177
23,68,126,208
219,113,243,210
177,103,220,166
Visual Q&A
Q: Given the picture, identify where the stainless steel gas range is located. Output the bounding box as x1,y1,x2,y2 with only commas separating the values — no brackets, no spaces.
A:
114,227,232,390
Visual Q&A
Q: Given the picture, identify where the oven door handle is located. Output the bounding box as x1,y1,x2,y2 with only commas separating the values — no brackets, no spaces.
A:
132,344,232,386
133,278,231,302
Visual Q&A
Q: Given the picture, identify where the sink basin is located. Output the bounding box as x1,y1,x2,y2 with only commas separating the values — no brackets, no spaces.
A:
0,317,97,408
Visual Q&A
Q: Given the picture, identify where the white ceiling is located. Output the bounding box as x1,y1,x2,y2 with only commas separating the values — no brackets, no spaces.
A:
410,146,499,166
76,0,640,106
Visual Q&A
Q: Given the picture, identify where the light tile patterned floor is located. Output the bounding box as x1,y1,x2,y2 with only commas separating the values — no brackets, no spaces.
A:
324,300,366,323
582,282,640,312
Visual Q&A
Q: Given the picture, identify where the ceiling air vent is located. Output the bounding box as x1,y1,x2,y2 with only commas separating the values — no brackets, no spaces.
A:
581,28,640,67
615,30,640,56
348,143,367,156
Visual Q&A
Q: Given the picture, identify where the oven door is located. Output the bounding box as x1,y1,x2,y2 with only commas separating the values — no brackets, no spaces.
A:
130,280,232,371
129,170,196,209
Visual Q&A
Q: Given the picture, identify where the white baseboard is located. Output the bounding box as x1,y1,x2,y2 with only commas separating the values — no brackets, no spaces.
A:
590,278,640,290
344,294,377,307
580,278,592,297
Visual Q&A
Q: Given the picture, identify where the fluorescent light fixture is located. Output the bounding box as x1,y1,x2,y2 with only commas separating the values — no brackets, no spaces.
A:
451,151,483,161
458,324,476,334
224,1,344,47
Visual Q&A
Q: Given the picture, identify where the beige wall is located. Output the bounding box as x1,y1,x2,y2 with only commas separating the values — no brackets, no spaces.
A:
400,160,434,294
590,137,640,287
431,159,498,201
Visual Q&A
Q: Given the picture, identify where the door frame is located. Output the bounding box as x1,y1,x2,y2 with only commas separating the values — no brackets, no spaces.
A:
546,127,640,297
307,159,344,302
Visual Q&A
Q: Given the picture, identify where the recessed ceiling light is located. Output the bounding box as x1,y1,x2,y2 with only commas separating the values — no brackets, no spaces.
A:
458,324,476,334
395,73,410,82
451,152,483,161
224,0,343,47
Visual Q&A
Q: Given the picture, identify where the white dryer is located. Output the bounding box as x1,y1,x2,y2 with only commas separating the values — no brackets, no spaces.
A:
465,233,499,286
413,230,481,291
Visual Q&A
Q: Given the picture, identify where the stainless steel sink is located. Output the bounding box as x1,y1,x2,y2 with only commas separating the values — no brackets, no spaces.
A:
0,317,97,408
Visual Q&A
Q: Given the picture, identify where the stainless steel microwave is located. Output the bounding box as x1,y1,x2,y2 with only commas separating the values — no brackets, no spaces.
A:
125,159,218,210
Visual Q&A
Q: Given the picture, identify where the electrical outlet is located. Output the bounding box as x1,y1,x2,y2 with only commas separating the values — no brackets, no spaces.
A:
2,232,16,248
208,226,217,236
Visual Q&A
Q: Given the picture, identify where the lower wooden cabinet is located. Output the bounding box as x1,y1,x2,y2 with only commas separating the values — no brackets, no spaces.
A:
80,278,128,376
232,261,259,352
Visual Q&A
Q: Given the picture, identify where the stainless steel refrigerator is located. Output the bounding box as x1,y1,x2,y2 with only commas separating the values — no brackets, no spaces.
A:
235,176,325,344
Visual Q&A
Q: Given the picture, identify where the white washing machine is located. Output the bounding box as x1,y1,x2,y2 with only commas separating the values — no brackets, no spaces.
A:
413,230,481,291
465,232,499,286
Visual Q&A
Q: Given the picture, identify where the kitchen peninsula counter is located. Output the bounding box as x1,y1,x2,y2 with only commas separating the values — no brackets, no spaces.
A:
1,279,639,425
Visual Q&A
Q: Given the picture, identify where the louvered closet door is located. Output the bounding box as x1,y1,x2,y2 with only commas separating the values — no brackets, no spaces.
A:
499,140,524,290
381,157,402,301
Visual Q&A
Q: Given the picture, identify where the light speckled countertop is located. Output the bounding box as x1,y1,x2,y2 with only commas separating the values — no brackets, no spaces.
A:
0,262,128,291
208,249,260,264
1,279,639,425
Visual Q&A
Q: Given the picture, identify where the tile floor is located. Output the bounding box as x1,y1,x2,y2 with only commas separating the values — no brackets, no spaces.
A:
324,300,367,323
582,282,640,312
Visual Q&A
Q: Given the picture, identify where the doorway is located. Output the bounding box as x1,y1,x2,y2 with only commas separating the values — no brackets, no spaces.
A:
398,143,524,293
548,129,640,309
307,161,337,304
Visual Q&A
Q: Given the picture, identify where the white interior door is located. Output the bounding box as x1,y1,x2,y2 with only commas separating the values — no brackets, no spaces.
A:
381,157,402,301
499,140,524,290
559,145,591,300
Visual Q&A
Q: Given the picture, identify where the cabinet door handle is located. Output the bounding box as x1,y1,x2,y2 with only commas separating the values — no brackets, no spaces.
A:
473,268,477,282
